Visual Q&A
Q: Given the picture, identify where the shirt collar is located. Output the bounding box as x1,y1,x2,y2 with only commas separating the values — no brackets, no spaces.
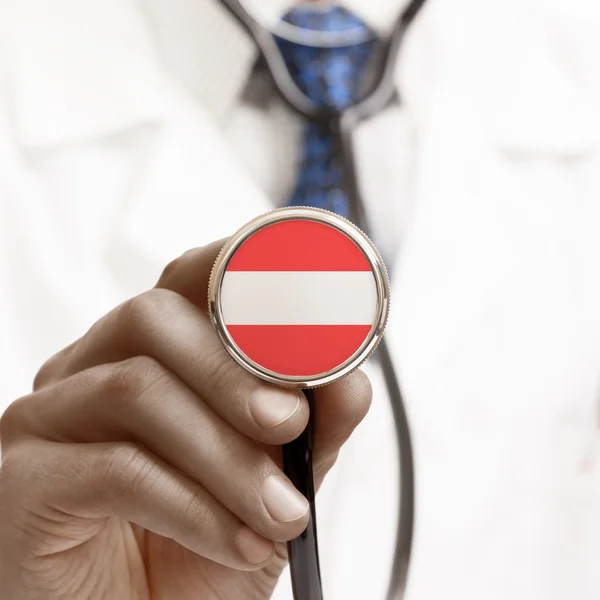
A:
246,0,408,35
8,0,410,149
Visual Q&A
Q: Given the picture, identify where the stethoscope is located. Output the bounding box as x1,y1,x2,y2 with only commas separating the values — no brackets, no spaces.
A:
216,2,429,599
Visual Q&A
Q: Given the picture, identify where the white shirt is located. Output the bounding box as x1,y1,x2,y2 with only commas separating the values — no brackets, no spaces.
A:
2,1,600,599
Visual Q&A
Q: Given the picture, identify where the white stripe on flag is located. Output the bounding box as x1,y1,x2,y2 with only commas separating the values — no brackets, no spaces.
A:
221,271,377,325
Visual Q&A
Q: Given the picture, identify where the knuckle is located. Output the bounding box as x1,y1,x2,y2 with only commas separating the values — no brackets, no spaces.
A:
0,395,32,447
0,436,25,475
181,487,213,529
0,447,19,481
158,251,192,285
158,256,182,284
121,288,184,333
202,342,241,391
0,439,43,493
94,443,161,505
33,358,55,391
32,342,77,390
105,356,172,405
156,247,206,288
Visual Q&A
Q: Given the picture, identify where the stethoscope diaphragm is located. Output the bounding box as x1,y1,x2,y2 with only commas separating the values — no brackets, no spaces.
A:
208,207,390,389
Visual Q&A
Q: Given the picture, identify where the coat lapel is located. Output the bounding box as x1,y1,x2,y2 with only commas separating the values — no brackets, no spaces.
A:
111,88,273,282
385,0,600,396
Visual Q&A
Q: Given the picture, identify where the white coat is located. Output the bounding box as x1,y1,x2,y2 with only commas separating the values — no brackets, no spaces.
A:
2,0,600,598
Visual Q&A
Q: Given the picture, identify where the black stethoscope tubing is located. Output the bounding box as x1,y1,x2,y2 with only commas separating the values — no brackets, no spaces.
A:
217,2,428,599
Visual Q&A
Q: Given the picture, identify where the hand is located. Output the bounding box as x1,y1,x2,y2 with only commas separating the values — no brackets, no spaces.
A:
0,240,372,600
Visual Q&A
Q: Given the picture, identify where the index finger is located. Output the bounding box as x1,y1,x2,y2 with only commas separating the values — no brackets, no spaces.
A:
33,241,227,391
155,240,228,310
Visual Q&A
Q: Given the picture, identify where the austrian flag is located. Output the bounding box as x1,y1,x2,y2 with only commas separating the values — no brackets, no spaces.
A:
211,211,388,384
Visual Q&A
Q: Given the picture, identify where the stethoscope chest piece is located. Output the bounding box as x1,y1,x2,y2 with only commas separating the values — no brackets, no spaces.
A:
209,206,390,388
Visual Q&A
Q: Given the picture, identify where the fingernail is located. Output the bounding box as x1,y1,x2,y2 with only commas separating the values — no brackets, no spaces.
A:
262,476,309,523
235,526,274,564
251,389,301,430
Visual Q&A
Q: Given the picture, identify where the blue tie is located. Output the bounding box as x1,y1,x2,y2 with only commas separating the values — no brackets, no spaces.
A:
276,6,375,218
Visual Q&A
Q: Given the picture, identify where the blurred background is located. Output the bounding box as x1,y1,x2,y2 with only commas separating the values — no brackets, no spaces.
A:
2,0,600,598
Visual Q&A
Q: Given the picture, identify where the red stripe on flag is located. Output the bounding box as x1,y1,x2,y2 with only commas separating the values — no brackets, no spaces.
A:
226,325,372,376
226,220,371,272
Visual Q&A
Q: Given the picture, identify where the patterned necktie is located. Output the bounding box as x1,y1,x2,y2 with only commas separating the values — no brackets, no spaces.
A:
276,6,375,218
